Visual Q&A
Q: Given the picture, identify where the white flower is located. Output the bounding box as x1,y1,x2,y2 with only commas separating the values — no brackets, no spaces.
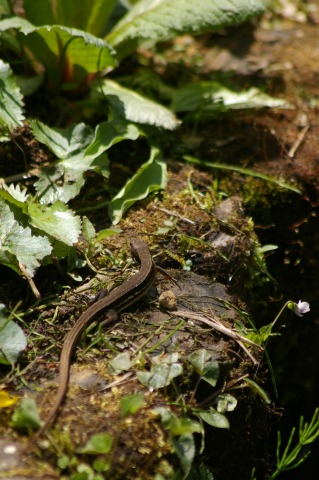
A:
294,300,310,317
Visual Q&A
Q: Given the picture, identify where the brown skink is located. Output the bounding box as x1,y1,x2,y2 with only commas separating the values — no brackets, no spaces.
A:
33,238,155,440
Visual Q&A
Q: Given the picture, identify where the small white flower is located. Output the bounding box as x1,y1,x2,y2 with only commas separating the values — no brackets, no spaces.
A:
294,300,310,317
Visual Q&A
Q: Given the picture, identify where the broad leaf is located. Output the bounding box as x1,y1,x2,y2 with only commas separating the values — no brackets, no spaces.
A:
109,352,133,374
24,0,118,37
0,198,52,276
0,60,24,128
121,393,146,419
0,305,27,365
188,348,211,375
197,407,230,429
28,201,81,246
0,17,117,86
172,434,195,475
93,79,180,130
107,0,265,58
202,360,220,387
11,398,42,430
78,433,113,454
0,184,28,210
172,83,288,114
84,117,141,164
137,354,183,390
32,121,95,204
137,362,182,390
109,147,167,224
154,407,202,436
188,348,220,387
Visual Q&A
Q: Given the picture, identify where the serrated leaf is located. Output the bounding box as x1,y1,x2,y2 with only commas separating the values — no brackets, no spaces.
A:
11,398,42,430
172,82,288,114
109,147,167,225
32,121,95,204
0,198,52,276
197,407,230,429
78,433,113,454
0,59,24,128
95,79,180,130
28,201,81,246
32,120,94,159
107,0,265,58
120,393,146,419
0,307,27,365
0,184,28,210
82,216,96,242
137,361,182,390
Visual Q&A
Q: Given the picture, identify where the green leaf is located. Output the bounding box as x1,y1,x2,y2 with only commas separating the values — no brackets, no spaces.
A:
23,0,56,25
244,378,271,404
202,360,220,387
24,0,117,37
154,407,202,436
0,17,117,86
0,198,52,276
78,433,113,455
109,147,167,225
0,183,29,210
137,354,183,390
188,348,211,375
109,352,133,374
82,216,96,243
94,79,180,130
0,305,27,365
107,0,265,58
188,348,219,387
28,201,81,246
120,393,146,419
84,117,141,164
137,363,182,390
0,0,11,17
11,398,42,430
0,59,24,128
197,407,230,429
31,120,94,160
215,393,237,413
31,121,95,204
172,83,288,114
172,434,195,475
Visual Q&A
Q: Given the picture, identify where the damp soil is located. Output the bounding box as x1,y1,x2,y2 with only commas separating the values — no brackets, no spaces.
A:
1,4,319,480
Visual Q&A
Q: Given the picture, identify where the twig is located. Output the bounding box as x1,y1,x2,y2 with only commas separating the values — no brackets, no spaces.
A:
100,372,134,391
153,206,196,225
172,309,262,364
288,125,309,158
19,262,41,298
